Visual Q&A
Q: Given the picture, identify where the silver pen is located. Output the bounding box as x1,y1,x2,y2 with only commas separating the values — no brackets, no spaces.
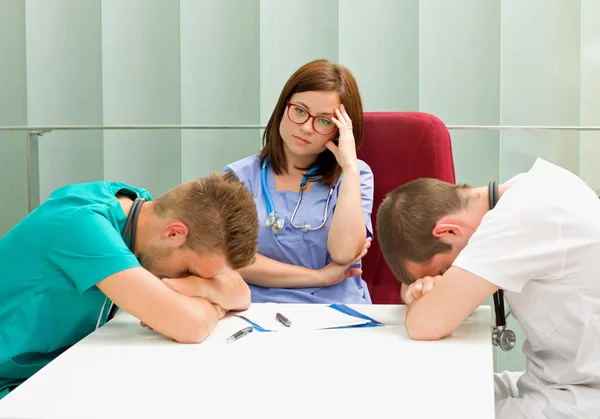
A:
226,326,253,343
275,312,292,327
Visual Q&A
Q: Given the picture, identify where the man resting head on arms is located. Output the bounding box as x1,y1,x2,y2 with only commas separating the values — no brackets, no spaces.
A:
0,171,258,399
376,158,600,419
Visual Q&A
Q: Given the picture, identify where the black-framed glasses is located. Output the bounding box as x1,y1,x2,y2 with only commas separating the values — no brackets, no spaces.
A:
285,101,337,135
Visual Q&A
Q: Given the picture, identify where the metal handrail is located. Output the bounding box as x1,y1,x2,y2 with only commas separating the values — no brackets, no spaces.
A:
7,123,600,213
1,124,600,132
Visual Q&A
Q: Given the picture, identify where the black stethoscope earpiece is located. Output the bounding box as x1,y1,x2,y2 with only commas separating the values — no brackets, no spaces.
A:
488,181,516,352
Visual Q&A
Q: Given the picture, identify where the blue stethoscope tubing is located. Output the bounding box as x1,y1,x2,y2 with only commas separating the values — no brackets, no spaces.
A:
261,159,277,216
261,158,333,234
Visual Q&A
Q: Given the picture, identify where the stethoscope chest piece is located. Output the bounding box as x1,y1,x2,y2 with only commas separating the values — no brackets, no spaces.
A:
492,327,516,352
265,211,284,234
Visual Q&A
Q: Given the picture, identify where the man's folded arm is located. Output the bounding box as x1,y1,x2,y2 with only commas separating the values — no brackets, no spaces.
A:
161,271,251,311
97,267,224,344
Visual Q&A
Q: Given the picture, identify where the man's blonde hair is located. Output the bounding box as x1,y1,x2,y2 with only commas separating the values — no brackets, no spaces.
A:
152,172,258,269
376,178,471,285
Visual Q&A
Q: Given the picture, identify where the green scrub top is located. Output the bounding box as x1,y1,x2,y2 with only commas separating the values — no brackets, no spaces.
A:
0,181,153,399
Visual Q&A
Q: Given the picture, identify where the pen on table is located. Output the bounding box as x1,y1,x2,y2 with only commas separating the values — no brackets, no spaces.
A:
275,312,292,327
226,326,253,343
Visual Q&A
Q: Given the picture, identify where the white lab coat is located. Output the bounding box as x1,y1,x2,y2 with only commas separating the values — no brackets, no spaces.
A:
453,158,600,419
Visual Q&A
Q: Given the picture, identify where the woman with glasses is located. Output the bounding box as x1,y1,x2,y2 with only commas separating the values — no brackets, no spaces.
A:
224,59,374,304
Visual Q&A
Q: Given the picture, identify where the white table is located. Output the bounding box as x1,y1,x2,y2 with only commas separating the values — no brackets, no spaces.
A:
0,304,494,419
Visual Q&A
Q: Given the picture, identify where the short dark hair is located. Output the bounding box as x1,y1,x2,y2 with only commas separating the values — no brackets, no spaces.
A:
152,171,259,270
260,59,363,188
376,178,470,285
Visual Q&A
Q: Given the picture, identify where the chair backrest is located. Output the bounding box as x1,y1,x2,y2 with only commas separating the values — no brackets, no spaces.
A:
357,112,456,304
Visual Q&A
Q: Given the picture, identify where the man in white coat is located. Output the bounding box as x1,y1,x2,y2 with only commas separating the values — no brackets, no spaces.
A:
376,158,600,419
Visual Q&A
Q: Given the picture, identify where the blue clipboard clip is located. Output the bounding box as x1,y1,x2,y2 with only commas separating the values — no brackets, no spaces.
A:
326,304,383,329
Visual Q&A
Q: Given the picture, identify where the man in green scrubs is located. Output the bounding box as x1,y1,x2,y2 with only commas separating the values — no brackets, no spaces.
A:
0,172,259,399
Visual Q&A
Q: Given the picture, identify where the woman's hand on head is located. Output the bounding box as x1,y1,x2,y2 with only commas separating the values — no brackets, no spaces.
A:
325,104,359,171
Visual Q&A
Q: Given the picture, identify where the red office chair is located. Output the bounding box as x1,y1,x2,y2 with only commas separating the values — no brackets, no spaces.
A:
358,112,456,304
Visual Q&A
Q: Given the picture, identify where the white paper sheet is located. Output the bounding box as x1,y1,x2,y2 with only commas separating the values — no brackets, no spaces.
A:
234,303,371,332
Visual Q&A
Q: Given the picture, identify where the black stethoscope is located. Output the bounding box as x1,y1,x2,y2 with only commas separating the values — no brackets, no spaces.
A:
488,181,516,352
94,196,147,330
261,158,334,234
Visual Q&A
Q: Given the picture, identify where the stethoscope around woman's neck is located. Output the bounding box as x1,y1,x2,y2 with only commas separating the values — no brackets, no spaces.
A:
488,181,516,352
94,196,147,330
261,157,333,234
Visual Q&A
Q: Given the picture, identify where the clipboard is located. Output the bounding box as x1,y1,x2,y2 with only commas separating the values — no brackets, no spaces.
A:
234,303,383,332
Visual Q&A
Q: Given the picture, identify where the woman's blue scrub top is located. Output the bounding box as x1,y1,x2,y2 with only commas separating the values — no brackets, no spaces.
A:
0,181,152,399
225,154,374,304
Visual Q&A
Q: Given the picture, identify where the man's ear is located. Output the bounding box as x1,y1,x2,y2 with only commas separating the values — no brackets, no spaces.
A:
161,222,188,246
432,216,465,238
